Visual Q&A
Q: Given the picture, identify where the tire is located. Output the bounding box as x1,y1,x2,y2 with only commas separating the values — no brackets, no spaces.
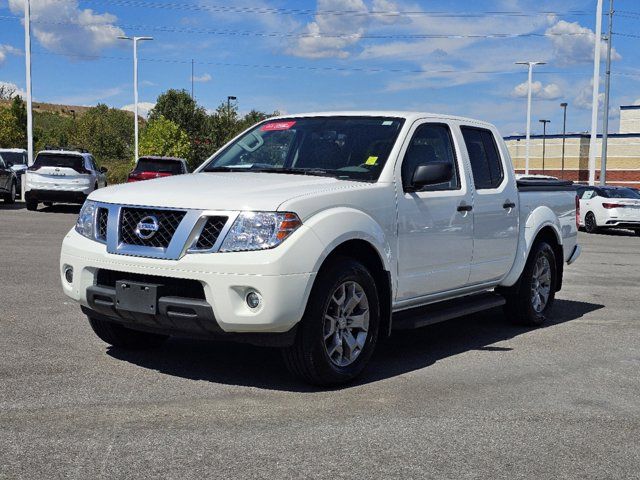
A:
4,182,15,204
88,316,168,350
503,241,557,327
282,257,380,386
26,199,38,211
584,212,599,234
634,230,640,237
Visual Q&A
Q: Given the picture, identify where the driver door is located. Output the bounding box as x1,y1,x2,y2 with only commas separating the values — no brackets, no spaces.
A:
396,122,474,303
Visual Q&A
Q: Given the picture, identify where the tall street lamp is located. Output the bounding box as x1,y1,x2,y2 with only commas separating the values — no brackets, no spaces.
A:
227,96,237,117
516,61,546,175
539,119,550,173
119,35,153,163
560,103,568,179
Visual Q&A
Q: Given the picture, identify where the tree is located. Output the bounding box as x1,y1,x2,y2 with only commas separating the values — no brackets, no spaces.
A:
72,104,133,162
139,116,191,159
149,89,208,136
0,108,23,148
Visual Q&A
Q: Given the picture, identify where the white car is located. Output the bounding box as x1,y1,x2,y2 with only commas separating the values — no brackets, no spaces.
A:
0,148,28,197
60,112,580,385
25,148,107,211
577,185,640,235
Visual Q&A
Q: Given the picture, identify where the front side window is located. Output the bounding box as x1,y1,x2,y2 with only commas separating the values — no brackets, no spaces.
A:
203,116,405,182
401,123,459,191
461,127,504,190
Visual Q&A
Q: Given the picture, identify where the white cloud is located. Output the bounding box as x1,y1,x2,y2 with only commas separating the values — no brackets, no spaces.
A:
288,0,369,58
0,44,21,64
511,81,562,100
0,81,27,98
545,20,621,67
574,79,604,110
192,73,212,83
8,0,124,57
122,102,156,118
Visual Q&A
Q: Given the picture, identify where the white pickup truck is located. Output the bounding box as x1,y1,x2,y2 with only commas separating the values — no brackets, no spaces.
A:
60,112,581,385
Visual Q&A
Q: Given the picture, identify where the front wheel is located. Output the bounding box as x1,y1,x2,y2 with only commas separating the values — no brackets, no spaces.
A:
503,241,557,326
282,257,380,386
88,316,168,349
4,182,15,204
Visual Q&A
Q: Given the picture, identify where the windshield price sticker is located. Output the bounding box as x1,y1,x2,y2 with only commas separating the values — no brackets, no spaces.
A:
260,121,296,131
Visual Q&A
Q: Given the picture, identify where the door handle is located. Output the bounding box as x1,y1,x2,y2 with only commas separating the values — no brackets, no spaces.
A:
457,204,473,212
503,201,516,209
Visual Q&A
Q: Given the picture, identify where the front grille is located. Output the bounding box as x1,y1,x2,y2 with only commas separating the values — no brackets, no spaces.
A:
120,208,186,248
96,208,108,241
96,269,205,299
194,216,228,250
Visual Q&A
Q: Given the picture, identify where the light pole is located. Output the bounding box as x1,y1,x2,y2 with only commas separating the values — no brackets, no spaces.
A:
539,119,550,173
600,0,615,186
23,0,34,167
588,0,604,185
227,96,237,118
119,35,153,163
560,103,568,179
516,61,546,175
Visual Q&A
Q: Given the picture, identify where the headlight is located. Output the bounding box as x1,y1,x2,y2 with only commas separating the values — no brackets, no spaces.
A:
75,200,97,239
219,212,302,252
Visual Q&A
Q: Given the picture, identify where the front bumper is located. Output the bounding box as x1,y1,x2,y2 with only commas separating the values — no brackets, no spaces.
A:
60,228,321,334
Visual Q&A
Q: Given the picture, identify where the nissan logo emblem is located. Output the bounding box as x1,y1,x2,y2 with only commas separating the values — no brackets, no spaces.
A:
135,215,160,240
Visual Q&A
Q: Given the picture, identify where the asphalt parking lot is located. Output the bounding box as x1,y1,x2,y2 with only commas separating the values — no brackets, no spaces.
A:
1,203,639,479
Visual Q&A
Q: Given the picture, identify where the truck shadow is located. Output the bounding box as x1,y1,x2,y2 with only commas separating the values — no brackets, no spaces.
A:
106,299,604,392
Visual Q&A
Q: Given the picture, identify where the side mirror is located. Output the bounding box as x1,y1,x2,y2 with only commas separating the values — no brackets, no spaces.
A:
408,162,453,191
99,166,108,173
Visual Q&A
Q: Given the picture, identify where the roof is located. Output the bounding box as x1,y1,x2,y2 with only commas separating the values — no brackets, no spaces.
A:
138,156,187,162
0,148,27,153
504,132,640,140
269,111,495,127
37,149,92,157
620,105,640,110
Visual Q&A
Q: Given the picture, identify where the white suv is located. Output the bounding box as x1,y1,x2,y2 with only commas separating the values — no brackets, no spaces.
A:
25,149,107,211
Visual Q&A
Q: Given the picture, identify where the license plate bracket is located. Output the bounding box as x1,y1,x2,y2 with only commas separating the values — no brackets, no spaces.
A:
115,280,161,314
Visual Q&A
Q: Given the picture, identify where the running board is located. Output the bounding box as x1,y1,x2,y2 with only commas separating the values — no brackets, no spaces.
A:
392,292,506,331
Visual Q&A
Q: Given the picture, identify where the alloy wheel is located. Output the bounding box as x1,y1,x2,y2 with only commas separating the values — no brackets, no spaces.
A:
531,254,552,313
322,281,370,367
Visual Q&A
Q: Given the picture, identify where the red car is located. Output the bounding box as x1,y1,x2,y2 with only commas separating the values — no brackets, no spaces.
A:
127,156,189,182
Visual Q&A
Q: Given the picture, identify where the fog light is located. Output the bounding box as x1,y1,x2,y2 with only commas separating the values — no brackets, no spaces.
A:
246,291,261,309
64,266,74,284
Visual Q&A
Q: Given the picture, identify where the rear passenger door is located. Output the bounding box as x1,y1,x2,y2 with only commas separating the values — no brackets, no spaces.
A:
460,126,519,285
396,122,474,302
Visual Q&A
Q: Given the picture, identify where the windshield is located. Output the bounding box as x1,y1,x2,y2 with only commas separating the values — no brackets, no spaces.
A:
33,154,84,171
0,152,26,165
601,188,640,199
135,158,185,174
202,116,405,182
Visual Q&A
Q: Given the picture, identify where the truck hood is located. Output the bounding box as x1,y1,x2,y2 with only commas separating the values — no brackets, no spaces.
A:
89,172,368,212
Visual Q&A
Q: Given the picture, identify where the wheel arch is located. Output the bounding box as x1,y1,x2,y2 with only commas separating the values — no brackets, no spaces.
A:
314,239,393,338
501,205,564,290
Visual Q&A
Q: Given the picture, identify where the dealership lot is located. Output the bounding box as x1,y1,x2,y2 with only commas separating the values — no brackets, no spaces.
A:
1,204,639,479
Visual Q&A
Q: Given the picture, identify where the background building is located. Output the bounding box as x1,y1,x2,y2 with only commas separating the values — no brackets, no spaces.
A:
504,105,640,187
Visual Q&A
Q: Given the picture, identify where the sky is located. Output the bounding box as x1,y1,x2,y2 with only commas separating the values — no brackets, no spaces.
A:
1,0,639,136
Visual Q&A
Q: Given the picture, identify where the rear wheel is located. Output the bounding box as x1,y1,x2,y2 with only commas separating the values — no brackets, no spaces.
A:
282,257,380,386
584,212,599,234
503,241,557,326
634,229,640,237
88,316,168,349
26,199,38,211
